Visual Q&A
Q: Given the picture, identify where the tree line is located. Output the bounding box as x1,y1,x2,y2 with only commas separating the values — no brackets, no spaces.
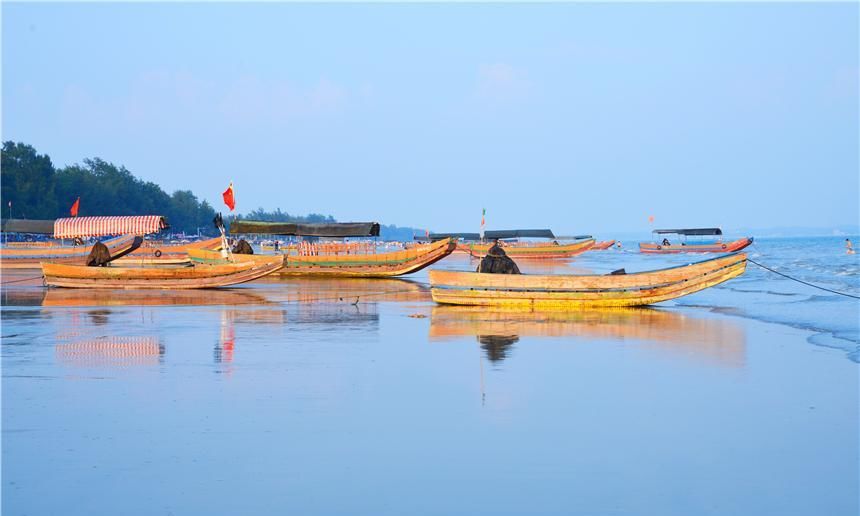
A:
0,142,421,239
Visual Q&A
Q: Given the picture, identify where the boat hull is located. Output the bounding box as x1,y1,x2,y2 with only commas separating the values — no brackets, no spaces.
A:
429,253,747,308
189,238,456,277
41,258,284,289
639,237,753,254
466,239,595,259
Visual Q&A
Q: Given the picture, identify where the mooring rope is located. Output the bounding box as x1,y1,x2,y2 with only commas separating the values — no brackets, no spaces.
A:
746,258,859,300
1,275,44,286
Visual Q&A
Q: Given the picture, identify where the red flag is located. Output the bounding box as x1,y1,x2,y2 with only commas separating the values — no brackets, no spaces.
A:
70,197,80,217
222,182,235,212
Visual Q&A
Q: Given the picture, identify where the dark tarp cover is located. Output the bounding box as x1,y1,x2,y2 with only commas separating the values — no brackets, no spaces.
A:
653,228,723,236
230,220,381,237
423,229,555,241
0,219,55,234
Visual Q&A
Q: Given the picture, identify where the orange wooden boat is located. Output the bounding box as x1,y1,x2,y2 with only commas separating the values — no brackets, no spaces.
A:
41,257,284,289
1,216,171,268
429,252,747,308
224,220,456,277
424,230,594,259
189,237,456,277
465,238,595,259
639,228,753,254
1,234,142,269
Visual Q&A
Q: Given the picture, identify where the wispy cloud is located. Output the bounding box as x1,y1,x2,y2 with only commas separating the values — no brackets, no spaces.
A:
475,63,531,103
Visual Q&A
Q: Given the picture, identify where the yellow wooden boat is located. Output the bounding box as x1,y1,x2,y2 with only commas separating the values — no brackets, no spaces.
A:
1,234,142,269
465,238,595,259
428,252,747,308
41,257,284,289
188,237,456,277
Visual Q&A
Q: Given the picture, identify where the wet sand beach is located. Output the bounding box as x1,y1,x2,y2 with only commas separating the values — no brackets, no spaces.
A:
2,243,858,516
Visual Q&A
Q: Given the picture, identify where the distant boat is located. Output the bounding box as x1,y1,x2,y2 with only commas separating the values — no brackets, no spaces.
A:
639,228,753,254
41,257,284,289
424,229,595,259
428,252,747,308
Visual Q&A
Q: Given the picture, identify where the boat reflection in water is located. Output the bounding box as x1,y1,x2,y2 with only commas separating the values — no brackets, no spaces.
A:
40,288,272,307
55,336,165,368
253,276,431,304
429,306,747,367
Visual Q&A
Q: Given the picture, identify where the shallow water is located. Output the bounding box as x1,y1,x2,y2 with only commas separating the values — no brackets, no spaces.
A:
2,238,858,515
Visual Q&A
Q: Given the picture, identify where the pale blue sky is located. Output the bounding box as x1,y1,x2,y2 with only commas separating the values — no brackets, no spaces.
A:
3,2,858,235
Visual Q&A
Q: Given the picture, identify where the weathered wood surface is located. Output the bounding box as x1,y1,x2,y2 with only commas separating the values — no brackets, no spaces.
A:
190,238,456,277
41,256,284,289
466,238,595,259
429,253,747,308
639,237,753,254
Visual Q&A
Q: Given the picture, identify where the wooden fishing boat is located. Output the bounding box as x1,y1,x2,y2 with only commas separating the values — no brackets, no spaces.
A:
41,256,284,289
1,216,170,268
428,252,747,308
425,229,594,259
1,233,143,269
590,240,616,250
225,220,456,277
465,238,594,259
188,237,456,277
639,228,753,254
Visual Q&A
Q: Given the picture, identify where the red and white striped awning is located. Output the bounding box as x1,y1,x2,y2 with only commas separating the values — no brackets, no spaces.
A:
53,216,168,239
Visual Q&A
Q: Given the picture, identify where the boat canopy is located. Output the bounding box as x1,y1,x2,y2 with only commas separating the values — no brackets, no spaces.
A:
653,228,722,236
230,220,381,237
556,235,593,240
0,219,55,234
3,216,168,238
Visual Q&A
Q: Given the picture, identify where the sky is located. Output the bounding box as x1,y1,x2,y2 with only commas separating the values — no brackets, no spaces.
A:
3,2,858,235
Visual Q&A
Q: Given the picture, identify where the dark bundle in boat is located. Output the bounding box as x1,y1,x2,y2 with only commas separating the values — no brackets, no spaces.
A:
86,241,112,267
477,242,521,274
232,239,254,255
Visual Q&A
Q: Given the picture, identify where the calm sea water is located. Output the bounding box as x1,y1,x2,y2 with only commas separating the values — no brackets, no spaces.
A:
2,236,858,515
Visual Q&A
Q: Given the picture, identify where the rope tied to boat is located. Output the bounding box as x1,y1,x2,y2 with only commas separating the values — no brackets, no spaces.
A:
746,258,859,300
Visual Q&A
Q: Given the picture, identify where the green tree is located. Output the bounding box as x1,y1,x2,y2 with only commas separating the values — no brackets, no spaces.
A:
1,141,58,219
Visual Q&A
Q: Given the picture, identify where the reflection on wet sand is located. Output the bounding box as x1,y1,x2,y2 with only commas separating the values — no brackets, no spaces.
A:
477,334,519,363
40,288,272,307
1,288,47,307
430,306,747,367
55,336,164,367
254,277,430,304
